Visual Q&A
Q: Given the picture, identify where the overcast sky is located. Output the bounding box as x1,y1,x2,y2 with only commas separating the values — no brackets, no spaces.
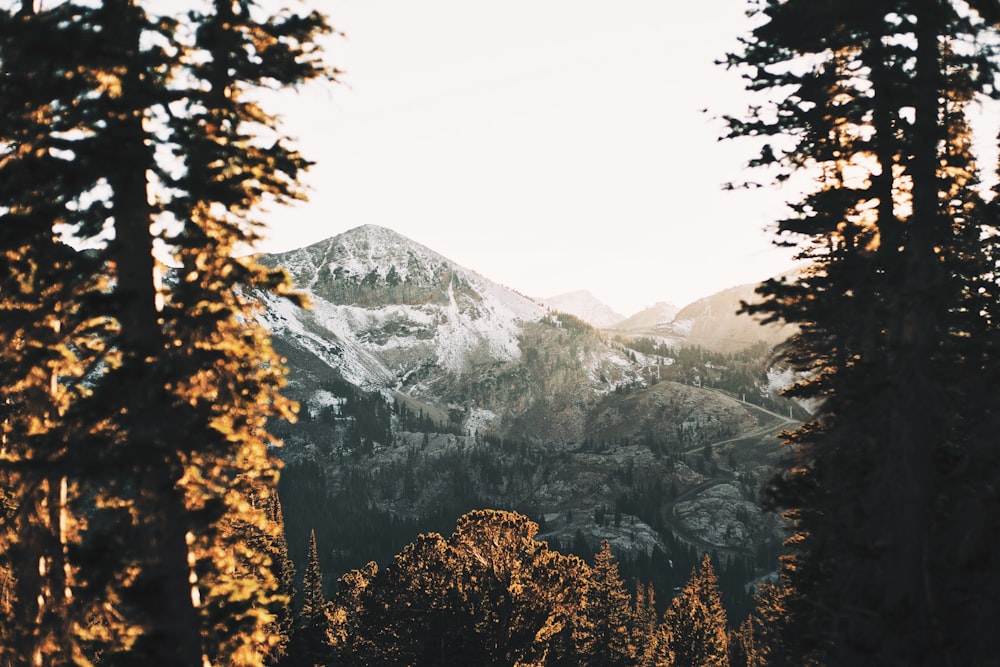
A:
256,0,996,315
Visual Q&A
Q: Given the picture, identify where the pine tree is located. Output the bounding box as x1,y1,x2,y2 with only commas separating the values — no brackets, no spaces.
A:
0,3,136,662
728,583,788,667
327,560,378,665
289,531,332,667
447,510,588,667
222,490,297,665
329,510,589,667
630,581,659,667
575,540,633,667
661,554,729,667
724,1,1000,663
262,495,296,665
0,1,335,664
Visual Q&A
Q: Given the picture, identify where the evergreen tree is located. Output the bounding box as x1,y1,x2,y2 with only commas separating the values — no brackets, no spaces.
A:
630,580,659,667
575,540,632,667
724,1,999,664
266,496,297,665
653,620,677,667
0,3,119,661
289,531,332,667
661,554,729,667
330,510,588,667
446,510,588,667
728,583,789,667
243,493,296,665
326,559,378,664
0,1,335,664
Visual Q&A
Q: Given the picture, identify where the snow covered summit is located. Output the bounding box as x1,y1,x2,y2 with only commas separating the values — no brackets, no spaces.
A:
257,224,548,389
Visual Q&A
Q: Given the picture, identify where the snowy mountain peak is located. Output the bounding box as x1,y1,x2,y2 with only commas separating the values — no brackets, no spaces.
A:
268,224,456,298
258,225,548,390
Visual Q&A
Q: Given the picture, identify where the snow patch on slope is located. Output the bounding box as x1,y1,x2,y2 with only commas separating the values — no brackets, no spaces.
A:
261,290,395,391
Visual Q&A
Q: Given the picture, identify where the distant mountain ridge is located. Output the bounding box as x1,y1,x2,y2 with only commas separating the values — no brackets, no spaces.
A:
257,224,795,408
662,282,796,353
542,290,625,328
612,301,680,332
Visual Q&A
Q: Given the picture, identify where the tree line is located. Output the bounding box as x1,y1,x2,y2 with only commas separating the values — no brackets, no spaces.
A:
616,339,804,418
292,509,745,667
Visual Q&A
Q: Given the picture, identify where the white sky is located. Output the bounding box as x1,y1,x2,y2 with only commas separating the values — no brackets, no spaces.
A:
253,1,998,316
252,0,807,315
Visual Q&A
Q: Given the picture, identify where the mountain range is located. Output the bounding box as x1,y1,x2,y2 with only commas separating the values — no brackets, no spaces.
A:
256,224,803,611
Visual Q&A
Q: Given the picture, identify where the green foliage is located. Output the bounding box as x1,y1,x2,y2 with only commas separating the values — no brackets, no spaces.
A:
617,339,801,417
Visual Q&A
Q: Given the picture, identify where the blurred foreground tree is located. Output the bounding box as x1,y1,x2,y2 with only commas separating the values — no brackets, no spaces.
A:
0,0,335,664
724,0,1000,664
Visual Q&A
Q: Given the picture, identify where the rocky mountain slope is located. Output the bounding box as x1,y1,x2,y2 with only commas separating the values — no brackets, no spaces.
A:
256,225,797,614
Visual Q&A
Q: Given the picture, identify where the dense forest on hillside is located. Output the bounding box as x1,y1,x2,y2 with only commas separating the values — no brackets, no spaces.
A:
616,338,808,418
2,1,999,666
306,510,740,667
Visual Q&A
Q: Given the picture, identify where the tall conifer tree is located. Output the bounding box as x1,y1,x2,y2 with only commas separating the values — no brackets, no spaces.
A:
576,540,632,667
661,554,729,667
630,581,659,667
724,1,1000,663
0,1,335,664
0,2,136,662
289,530,332,667
261,495,296,665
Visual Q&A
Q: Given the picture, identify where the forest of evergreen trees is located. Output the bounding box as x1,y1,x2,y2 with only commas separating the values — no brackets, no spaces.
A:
287,509,742,667
1,0,999,666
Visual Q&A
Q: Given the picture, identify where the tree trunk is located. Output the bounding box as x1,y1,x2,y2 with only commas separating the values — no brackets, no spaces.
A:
103,2,203,664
